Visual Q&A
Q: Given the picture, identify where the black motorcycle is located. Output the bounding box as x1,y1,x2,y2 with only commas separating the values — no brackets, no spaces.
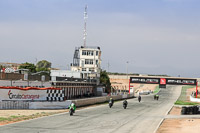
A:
123,101,128,109
138,96,141,102
109,101,113,108
69,107,74,116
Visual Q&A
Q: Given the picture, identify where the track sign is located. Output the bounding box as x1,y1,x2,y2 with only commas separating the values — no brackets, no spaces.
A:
160,78,166,85
130,77,159,84
166,79,196,85
130,77,197,86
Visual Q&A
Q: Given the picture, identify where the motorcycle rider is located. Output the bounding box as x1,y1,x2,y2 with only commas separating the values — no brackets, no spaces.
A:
156,95,159,100
138,95,141,102
123,99,128,108
109,98,114,105
69,102,76,113
108,98,114,108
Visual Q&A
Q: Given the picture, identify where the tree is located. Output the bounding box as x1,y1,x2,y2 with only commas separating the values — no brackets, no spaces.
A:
36,60,51,72
18,62,36,73
100,70,111,93
36,60,51,76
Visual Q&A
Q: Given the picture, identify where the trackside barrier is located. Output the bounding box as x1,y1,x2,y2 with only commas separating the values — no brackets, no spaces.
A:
72,94,134,107
0,101,71,110
0,94,134,109
0,101,29,109
190,95,200,102
29,101,71,109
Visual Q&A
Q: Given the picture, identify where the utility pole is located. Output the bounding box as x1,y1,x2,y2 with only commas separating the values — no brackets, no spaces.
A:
107,61,110,72
126,61,129,78
83,5,88,47
126,61,129,94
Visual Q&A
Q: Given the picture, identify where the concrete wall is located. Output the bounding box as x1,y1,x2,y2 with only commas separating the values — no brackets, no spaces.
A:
0,101,71,109
0,73,50,81
190,95,200,102
0,94,134,109
29,101,71,109
72,94,134,107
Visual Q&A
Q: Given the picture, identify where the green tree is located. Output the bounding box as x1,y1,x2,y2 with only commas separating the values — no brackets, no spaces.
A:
18,62,36,73
35,60,51,76
36,60,51,72
100,70,111,93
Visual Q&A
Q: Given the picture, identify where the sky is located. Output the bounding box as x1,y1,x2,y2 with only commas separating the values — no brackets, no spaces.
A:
1,0,200,78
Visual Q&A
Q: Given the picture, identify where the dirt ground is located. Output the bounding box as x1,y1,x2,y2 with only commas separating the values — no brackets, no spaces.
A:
137,84,158,92
133,84,158,94
156,118,200,133
0,109,67,117
0,109,67,126
168,106,181,115
157,106,200,133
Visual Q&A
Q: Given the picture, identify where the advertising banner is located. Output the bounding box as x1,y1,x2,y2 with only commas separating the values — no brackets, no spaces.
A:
130,77,197,86
0,89,47,101
166,79,196,85
160,78,166,85
130,77,159,84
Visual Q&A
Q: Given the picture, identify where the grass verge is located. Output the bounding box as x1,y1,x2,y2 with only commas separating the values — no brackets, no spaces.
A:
153,86,160,94
174,101,199,105
175,85,200,105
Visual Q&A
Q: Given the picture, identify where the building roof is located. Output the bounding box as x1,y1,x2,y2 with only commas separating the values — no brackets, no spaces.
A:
0,62,21,67
0,86,61,90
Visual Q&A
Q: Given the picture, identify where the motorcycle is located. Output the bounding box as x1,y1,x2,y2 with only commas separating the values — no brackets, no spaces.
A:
69,107,74,116
123,103,127,109
156,95,159,100
109,101,113,108
123,100,128,109
138,96,141,102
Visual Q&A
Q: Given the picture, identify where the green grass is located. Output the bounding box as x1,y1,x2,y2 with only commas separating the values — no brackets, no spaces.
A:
153,86,160,94
0,117,10,121
174,101,199,105
10,116,20,119
174,85,200,105
0,112,64,124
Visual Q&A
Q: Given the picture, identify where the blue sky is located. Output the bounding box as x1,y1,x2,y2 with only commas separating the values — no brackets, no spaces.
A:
1,0,200,77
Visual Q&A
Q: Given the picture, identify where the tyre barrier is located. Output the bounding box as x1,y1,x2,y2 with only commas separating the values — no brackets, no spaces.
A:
181,106,200,115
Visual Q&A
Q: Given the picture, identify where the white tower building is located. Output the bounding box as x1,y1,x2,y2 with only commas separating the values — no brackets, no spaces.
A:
71,5,101,81
71,46,101,80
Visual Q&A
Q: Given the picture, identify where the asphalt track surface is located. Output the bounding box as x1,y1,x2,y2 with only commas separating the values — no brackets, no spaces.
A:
0,85,182,133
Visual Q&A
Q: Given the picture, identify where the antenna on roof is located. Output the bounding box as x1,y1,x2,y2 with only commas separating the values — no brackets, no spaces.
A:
83,5,88,47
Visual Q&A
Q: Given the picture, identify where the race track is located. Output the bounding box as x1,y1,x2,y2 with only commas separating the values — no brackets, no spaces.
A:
0,85,182,133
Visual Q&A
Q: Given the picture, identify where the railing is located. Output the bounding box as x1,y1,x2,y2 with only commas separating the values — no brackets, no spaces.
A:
0,101,29,109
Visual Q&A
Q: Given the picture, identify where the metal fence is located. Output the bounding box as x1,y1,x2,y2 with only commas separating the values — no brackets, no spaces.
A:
0,101,29,109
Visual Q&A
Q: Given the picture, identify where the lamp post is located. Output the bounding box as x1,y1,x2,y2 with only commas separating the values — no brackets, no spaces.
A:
126,61,129,94
196,80,198,98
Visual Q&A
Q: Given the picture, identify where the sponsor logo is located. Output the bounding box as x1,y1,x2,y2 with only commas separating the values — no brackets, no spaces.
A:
131,78,159,84
8,90,40,100
160,78,166,85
